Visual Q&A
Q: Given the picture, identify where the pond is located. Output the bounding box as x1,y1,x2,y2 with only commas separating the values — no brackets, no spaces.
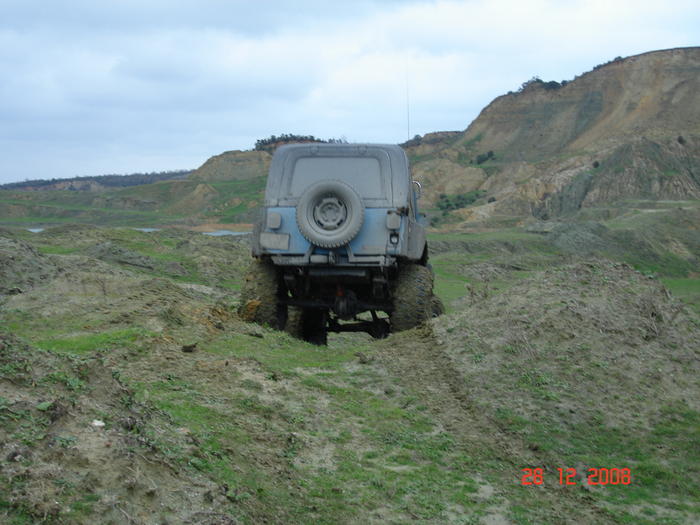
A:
25,227,248,236
202,230,248,237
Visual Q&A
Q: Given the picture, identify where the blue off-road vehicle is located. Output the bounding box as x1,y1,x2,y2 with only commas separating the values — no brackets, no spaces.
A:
239,143,442,344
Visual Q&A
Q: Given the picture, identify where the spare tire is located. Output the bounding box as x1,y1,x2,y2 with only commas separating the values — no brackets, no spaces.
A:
296,180,364,248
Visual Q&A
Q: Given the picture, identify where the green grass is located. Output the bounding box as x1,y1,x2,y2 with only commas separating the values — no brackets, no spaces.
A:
35,327,151,355
428,229,553,244
35,244,81,255
430,253,472,310
205,331,361,372
661,277,700,315
495,401,700,512
3,216,699,523
0,501,34,525
0,174,269,228
119,329,495,523
0,185,184,228
427,230,563,310
24,227,246,288
622,252,697,278
1,310,88,342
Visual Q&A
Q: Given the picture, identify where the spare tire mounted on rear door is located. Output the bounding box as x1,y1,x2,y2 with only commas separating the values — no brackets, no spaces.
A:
296,180,364,248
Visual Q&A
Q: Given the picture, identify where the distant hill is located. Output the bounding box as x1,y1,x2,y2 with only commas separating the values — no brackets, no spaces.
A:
0,170,191,192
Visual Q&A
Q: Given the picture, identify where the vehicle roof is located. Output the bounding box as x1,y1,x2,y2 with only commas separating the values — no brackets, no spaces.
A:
265,143,411,207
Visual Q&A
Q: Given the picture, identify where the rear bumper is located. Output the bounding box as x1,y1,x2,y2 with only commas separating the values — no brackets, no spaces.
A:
270,244,395,267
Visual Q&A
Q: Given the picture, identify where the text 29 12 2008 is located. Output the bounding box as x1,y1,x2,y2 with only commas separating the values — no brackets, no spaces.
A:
521,467,632,486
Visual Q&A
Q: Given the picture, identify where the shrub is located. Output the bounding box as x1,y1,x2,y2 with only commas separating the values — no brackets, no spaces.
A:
543,81,561,90
254,134,347,152
475,151,495,165
436,190,486,211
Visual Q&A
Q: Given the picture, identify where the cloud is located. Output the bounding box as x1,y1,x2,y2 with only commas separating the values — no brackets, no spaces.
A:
0,0,698,182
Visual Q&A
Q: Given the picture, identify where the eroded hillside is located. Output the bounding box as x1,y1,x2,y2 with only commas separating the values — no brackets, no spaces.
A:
406,47,700,225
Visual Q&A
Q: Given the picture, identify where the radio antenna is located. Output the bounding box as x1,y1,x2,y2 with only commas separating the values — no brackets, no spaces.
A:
405,70,410,141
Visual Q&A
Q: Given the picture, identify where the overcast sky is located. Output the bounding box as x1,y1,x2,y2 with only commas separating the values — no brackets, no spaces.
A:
0,0,698,184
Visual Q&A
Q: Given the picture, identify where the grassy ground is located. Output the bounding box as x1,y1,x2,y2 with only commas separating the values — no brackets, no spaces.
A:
661,278,700,315
0,175,268,228
1,225,699,524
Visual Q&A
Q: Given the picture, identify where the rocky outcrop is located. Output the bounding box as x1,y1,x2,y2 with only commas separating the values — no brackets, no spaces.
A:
92,196,159,211
190,150,270,182
406,47,700,224
458,48,700,160
166,183,219,215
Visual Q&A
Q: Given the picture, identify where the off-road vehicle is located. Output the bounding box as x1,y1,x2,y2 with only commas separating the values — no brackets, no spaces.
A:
239,143,443,344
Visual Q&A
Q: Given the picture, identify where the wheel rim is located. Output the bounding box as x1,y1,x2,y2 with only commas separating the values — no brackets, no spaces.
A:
313,196,347,230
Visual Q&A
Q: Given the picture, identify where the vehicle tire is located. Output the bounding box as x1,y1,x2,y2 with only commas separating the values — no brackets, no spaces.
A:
390,264,433,332
285,306,304,338
285,307,328,345
301,308,328,345
238,259,286,329
431,295,445,317
296,180,364,248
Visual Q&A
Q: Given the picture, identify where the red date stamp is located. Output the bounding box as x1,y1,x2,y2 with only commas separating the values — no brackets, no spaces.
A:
521,467,632,486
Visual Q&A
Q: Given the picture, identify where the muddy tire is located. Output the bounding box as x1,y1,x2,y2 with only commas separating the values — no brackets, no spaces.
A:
238,259,286,329
301,308,328,345
285,306,304,338
431,295,445,317
285,307,328,345
390,264,433,332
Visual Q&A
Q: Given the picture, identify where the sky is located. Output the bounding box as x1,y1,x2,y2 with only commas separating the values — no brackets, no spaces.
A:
0,0,698,184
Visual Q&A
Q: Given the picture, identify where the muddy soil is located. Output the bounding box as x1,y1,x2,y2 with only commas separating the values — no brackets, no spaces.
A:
375,259,699,524
0,237,58,294
0,334,236,524
1,226,699,524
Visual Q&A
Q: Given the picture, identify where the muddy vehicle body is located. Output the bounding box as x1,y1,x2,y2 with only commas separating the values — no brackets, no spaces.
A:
239,143,442,343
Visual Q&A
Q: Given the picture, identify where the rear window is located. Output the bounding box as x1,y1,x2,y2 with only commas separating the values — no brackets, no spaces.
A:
288,157,383,198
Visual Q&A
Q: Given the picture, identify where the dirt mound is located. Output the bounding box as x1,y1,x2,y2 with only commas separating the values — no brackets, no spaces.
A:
0,333,235,524
42,224,102,236
377,259,700,523
435,259,699,418
28,226,253,287
554,217,699,276
547,222,612,253
86,241,159,270
0,236,58,294
3,257,233,342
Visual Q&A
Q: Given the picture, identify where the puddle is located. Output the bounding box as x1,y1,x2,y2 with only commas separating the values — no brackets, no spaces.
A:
202,230,248,237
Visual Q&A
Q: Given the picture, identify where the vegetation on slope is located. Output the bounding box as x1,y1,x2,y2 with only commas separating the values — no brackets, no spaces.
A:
0,219,698,524
0,170,191,191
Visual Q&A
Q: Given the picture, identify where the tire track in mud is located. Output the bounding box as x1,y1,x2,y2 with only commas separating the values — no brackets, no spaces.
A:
375,325,612,524
377,326,523,462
